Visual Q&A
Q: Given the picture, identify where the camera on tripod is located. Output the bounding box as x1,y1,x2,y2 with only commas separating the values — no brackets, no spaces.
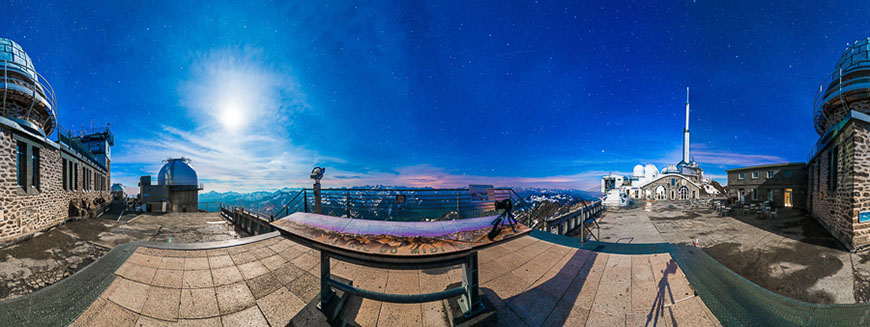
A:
488,199,518,240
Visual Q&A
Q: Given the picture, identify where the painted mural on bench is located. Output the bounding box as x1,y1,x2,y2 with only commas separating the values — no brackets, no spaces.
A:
271,212,531,257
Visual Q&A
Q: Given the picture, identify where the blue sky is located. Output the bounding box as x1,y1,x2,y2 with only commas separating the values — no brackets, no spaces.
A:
2,1,868,193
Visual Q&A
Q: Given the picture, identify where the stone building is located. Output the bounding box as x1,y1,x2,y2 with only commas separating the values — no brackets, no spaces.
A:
807,38,870,251
638,174,704,201
139,158,202,213
726,163,807,208
0,38,113,244
601,88,721,202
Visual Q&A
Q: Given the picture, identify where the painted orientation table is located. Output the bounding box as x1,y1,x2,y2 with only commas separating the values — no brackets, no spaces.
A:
270,212,531,321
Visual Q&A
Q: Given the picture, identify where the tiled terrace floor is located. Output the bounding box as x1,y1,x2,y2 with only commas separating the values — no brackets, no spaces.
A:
70,235,720,326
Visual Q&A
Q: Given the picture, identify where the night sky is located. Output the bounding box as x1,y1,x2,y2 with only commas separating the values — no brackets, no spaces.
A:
1,1,868,193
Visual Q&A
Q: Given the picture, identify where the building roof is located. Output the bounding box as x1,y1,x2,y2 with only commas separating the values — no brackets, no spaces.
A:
725,162,806,172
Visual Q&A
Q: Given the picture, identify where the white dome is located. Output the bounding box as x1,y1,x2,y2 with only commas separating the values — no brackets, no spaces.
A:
662,164,679,174
644,164,659,179
632,164,644,177
158,158,198,186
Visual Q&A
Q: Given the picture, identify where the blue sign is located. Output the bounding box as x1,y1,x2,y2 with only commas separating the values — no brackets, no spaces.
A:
861,211,870,223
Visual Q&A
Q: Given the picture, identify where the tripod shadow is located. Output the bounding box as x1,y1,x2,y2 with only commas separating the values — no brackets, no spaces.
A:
645,259,678,327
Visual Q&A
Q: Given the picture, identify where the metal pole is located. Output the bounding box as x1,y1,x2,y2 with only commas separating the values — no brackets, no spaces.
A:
346,189,350,218
456,191,461,219
304,190,309,213
459,252,482,316
320,252,333,309
314,182,322,214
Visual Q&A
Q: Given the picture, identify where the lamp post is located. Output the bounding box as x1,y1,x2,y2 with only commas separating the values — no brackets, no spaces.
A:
310,167,325,214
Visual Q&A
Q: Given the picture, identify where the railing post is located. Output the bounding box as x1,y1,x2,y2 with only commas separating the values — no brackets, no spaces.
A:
459,252,482,316
346,189,351,218
456,191,461,219
304,190,309,213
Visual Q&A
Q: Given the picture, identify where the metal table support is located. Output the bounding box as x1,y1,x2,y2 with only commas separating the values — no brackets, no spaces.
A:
318,251,485,318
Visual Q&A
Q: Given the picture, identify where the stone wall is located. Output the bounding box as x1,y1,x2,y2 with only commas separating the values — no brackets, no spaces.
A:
808,122,863,250
639,175,703,200
0,128,110,244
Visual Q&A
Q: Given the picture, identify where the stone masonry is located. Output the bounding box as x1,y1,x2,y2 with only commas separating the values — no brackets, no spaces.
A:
0,128,110,244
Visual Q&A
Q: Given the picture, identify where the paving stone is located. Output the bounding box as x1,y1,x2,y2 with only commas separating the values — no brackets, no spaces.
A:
246,271,281,299
584,310,625,327
272,262,306,286
108,278,151,312
134,315,175,326
230,250,259,265
260,254,286,271
176,317,222,327
669,296,719,327
249,246,276,260
256,286,305,326
290,252,320,273
184,257,210,271
507,288,558,327
76,299,139,327
378,303,423,327
220,305,269,327
158,257,185,270
215,281,256,314
178,288,219,319
207,255,234,269
590,255,631,315
237,261,270,280
483,272,529,300
386,270,421,295
141,286,181,321
541,301,590,327
152,269,183,288
287,272,319,301
212,265,244,286
182,269,214,288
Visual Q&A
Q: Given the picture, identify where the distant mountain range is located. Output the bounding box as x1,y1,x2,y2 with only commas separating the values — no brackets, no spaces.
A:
199,186,599,217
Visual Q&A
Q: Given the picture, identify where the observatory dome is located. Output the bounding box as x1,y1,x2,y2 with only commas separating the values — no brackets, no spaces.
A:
632,164,644,178
0,38,37,81
644,164,659,179
111,184,124,193
814,37,870,135
662,164,679,174
158,158,198,186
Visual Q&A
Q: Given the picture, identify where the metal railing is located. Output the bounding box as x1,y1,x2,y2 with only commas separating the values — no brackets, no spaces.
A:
271,187,529,221
56,124,107,171
1,55,58,134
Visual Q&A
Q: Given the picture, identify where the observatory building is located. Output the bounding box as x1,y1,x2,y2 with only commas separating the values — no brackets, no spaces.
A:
0,38,114,244
808,38,870,251
601,88,719,203
139,158,203,213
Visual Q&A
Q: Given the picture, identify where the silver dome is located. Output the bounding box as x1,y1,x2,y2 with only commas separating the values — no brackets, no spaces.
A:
111,183,124,193
157,158,198,186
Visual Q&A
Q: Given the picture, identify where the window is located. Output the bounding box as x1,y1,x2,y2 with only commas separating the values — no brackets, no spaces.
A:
738,173,744,180
784,169,792,178
751,188,758,201
74,163,78,191
671,178,676,186
767,170,774,178
62,158,68,190
16,141,26,190
752,171,759,179
829,146,838,192
31,147,39,190
768,190,774,202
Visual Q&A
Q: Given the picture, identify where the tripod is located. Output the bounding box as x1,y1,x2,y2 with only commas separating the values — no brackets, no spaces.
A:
488,199,519,240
